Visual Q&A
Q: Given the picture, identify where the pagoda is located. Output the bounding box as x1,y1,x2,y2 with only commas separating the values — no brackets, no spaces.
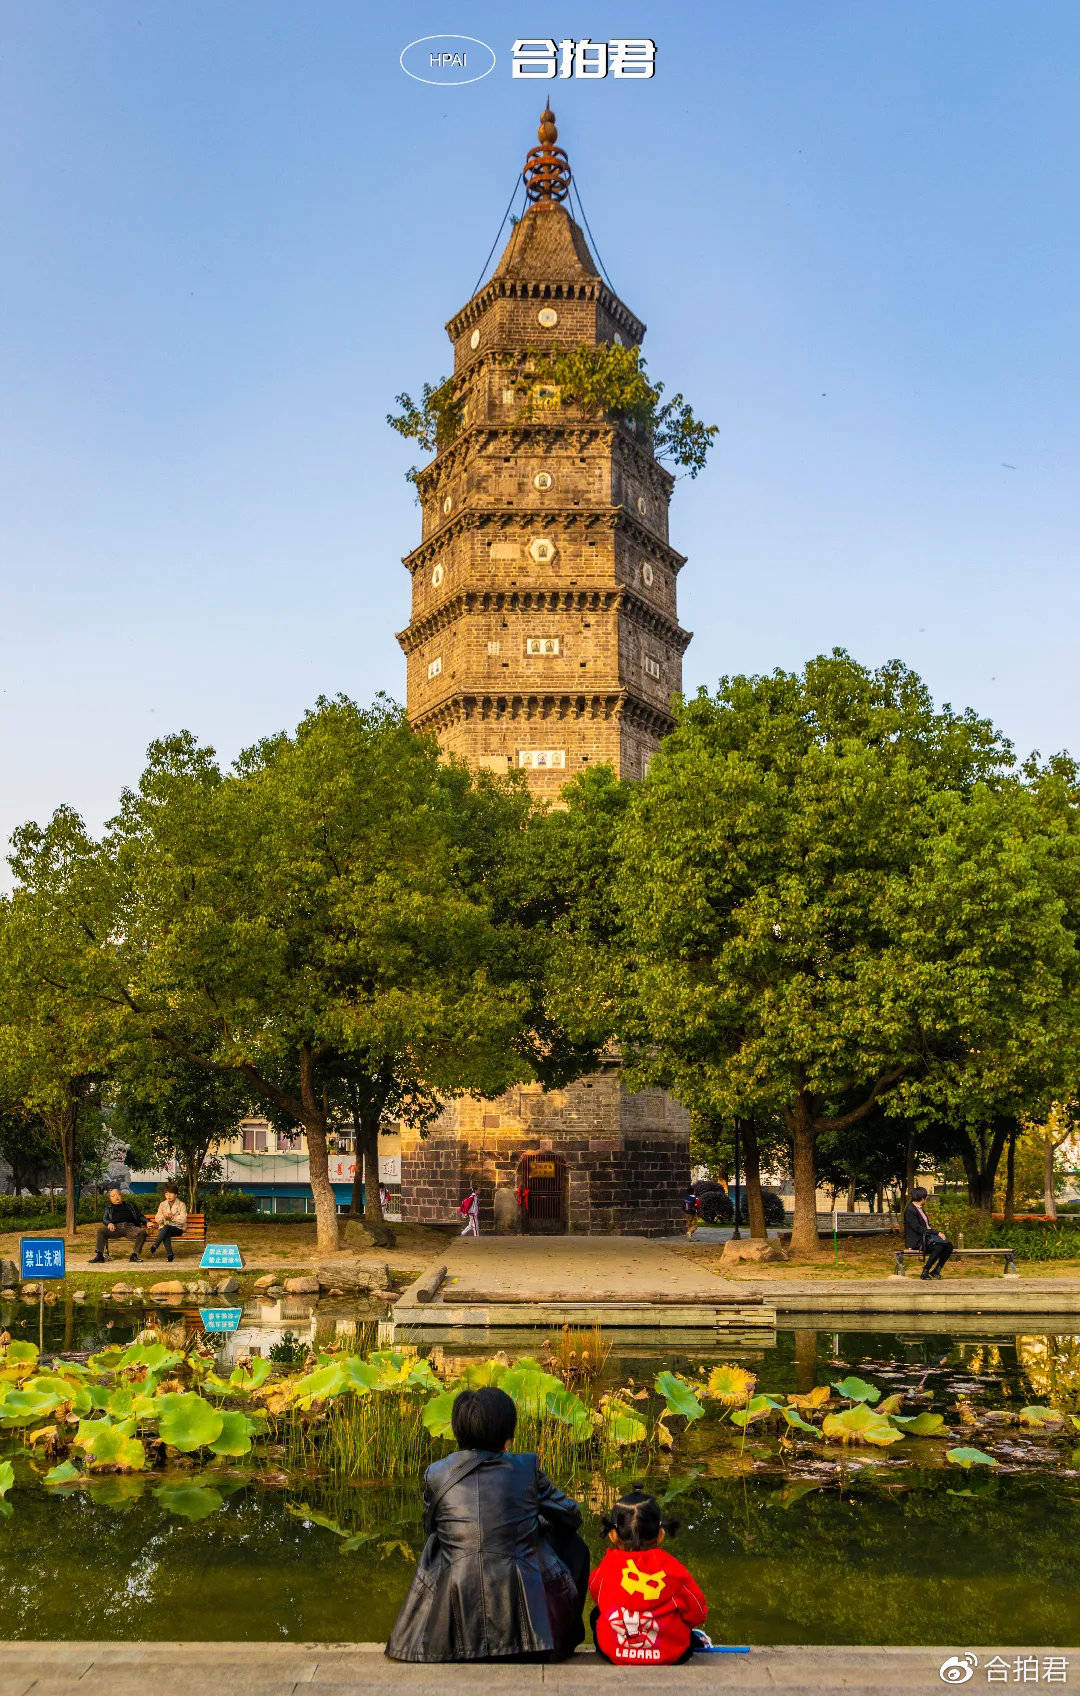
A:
397,111,691,1233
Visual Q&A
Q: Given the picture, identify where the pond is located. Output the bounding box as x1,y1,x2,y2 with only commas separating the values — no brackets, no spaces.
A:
2,1303,1079,1645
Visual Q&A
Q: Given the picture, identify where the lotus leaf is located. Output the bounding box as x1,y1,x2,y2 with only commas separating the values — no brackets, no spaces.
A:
154,1482,224,1520
706,1365,757,1408
822,1404,903,1446
209,1410,257,1457
543,1387,594,1437
946,1447,998,1468
107,1387,135,1419
499,1366,566,1415
0,1459,12,1497
85,1423,147,1472
1019,1405,1064,1428
4,1342,39,1365
731,1394,779,1429
602,1407,648,1447
289,1364,350,1408
341,1359,381,1394
43,1459,80,1486
0,1388,65,1428
421,1390,457,1441
831,1376,881,1404
87,1347,126,1372
26,1374,77,1402
119,1343,183,1374
654,1371,705,1424
891,1412,948,1436
877,1394,905,1416
781,1406,821,1436
156,1392,225,1452
74,1384,112,1414
787,1386,831,1412
231,1358,272,1392
462,1361,505,1389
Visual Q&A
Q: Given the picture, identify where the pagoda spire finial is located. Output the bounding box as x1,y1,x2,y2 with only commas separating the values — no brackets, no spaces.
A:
523,106,572,204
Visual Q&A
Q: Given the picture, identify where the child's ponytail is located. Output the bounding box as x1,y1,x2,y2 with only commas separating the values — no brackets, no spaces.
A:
601,1488,680,1549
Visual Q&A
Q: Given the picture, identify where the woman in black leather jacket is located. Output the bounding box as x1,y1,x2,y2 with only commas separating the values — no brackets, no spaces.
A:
385,1385,589,1662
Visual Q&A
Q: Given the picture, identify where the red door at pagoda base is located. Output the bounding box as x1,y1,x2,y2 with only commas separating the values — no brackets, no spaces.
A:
518,1152,568,1235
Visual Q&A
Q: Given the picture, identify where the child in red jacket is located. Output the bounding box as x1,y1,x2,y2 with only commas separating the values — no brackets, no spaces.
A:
589,1489,708,1664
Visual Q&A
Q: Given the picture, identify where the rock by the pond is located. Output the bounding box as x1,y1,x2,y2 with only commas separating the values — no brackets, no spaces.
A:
72,1290,87,1302
492,1188,522,1235
110,1282,135,1295
213,1275,240,1296
20,1283,41,1299
0,1257,18,1288
150,1280,185,1297
1,1289,17,1302
314,1260,391,1293
253,1274,278,1291
284,1275,321,1296
719,1238,788,1265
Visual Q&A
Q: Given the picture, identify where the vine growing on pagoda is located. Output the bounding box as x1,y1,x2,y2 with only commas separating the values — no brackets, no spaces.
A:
516,343,718,479
387,342,718,488
386,375,464,489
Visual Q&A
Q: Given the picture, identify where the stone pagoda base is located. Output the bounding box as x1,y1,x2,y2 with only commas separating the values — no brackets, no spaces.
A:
400,1067,689,1237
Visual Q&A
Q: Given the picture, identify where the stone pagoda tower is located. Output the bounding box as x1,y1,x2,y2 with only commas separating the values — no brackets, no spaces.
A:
397,110,690,1234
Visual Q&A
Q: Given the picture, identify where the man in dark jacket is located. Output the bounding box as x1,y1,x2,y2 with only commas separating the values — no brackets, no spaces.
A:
386,1385,588,1662
89,1188,148,1263
904,1186,954,1280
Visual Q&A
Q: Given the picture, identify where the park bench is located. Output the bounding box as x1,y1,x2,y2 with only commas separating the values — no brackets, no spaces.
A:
102,1213,207,1259
817,1211,900,1235
894,1246,1018,1278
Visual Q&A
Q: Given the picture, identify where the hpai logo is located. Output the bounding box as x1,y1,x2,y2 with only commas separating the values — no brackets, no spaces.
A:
400,35,496,86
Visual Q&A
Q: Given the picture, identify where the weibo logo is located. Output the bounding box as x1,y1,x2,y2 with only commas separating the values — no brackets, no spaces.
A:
400,36,496,86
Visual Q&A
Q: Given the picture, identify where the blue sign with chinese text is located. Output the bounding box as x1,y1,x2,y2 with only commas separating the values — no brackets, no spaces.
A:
199,1307,243,1334
199,1244,244,1270
20,1237,66,1280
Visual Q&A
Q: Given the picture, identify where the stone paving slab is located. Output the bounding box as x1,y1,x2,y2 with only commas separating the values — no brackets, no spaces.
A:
4,1645,1078,1695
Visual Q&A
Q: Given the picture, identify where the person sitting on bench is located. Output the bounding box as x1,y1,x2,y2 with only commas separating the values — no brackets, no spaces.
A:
89,1188,148,1263
904,1185,954,1280
148,1183,188,1262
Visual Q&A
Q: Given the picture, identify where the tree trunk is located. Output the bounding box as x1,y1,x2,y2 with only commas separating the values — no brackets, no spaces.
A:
356,1105,386,1229
1003,1126,1017,1223
1044,1138,1058,1219
297,1046,339,1253
348,1096,364,1217
182,1151,201,1213
789,1109,822,1258
902,1127,916,1213
961,1122,1008,1212
845,1177,856,1210
741,1118,767,1239
60,1102,77,1235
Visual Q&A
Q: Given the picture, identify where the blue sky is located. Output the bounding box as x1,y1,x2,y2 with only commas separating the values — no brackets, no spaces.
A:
2,2,1078,857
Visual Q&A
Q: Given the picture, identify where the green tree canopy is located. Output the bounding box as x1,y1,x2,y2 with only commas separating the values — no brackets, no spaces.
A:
107,696,580,1250
553,652,1080,1255
0,807,121,1231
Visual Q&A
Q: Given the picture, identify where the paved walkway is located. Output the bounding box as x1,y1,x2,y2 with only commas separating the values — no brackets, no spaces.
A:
438,1235,724,1300
0,1643,1070,1695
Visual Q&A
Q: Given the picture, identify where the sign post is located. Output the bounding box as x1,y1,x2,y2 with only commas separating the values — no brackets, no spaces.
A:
20,1236,66,1353
199,1244,245,1272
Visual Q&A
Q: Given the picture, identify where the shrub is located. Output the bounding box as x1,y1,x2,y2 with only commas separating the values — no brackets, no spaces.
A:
199,1191,258,1219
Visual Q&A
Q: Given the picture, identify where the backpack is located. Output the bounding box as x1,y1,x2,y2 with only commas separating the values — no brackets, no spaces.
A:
682,1193,698,1215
